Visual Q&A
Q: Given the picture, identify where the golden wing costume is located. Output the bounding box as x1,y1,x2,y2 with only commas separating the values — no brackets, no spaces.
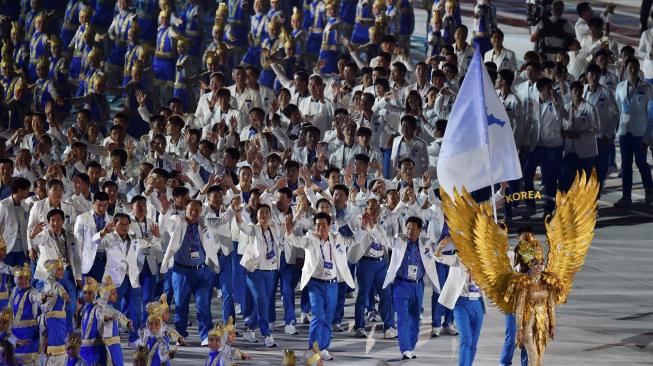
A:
440,171,599,366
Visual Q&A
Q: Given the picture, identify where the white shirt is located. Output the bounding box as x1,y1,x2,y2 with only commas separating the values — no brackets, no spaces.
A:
483,48,517,72
299,97,335,134
312,238,337,281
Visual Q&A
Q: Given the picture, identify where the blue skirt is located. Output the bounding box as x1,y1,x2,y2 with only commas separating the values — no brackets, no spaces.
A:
318,50,338,74
107,43,127,66
306,33,322,55
242,46,262,68
69,56,82,79
260,69,276,89
153,57,175,82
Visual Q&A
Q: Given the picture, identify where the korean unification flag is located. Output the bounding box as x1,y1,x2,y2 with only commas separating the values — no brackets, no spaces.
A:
437,48,522,196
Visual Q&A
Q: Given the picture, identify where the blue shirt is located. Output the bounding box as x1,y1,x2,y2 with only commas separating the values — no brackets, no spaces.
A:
398,239,425,281
0,184,10,200
93,213,105,232
174,223,206,267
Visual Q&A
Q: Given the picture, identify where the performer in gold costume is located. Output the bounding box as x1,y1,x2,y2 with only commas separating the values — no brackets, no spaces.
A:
440,171,599,366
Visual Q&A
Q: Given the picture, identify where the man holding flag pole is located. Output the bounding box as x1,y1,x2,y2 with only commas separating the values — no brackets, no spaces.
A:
435,47,522,366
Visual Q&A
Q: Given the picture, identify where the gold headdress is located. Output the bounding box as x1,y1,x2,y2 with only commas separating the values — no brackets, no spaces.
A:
82,277,100,293
291,6,302,22
47,36,62,49
159,6,171,20
208,323,224,338
283,349,297,366
99,276,116,298
80,7,93,19
0,307,12,323
10,22,23,38
88,46,102,61
516,232,544,265
305,341,322,366
215,2,228,23
325,0,338,11
147,306,163,323
36,56,50,71
177,36,191,49
13,263,31,278
66,334,82,350
205,50,218,66
129,21,140,36
34,13,45,24
45,258,66,274
158,293,169,313
373,0,386,10
223,316,236,334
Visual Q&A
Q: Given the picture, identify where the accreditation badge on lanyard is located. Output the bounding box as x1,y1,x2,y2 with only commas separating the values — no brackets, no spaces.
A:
322,242,334,277
189,226,201,260
264,229,276,263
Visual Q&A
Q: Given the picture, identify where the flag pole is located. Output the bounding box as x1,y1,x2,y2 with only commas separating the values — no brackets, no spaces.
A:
487,143,498,223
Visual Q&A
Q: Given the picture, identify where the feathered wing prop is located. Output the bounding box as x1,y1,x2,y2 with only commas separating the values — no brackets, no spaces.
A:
544,170,599,304
440,187,526,314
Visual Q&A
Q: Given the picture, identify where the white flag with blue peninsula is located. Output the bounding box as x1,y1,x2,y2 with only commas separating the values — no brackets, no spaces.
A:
436,47,522,196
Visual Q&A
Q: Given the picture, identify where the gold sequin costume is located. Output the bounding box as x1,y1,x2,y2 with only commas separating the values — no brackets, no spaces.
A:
440,171,599,366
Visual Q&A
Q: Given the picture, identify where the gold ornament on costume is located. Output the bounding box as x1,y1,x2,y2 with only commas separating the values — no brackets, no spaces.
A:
439,170,599,366
147,306,163,323
305,341,321,366
14,263,31,278
0,307,12,323
88,46,102,61
83,277,100,293
66,334,82,351
0,235,6,251
158,293,170,312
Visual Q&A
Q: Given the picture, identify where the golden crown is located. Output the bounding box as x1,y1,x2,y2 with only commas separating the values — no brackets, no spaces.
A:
147,306,163,323
305,341,321,365
208,323,224,338
215,3,228,20
47,36,62,48
37,56,50,70
516,233,544,265
80,7,93,18
223,316,236,334
283,349,297,366
99,276,116,295
45,257,66,273
83,277,100,293
10,22,23,37
13,263,31,278
292,6,302,22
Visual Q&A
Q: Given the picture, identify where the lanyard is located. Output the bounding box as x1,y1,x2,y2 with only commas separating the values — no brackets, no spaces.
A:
320,239,333,263
262,227,274,253
138,219,148,238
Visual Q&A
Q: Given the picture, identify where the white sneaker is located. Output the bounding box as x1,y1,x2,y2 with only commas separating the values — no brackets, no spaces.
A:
442,324,459,335
300,312,310,324
409,351,417,359
216,289,222,299
355,328,367,338
431,326,442,337
366,310,378,322
284,324,299,335
402,351,412,360
269,322,276,332
235,303,242,315
200,338,209,347
264,336,276,348
320,350,333,360
243,329,257,343
332,323,344,332
383,327,398,339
